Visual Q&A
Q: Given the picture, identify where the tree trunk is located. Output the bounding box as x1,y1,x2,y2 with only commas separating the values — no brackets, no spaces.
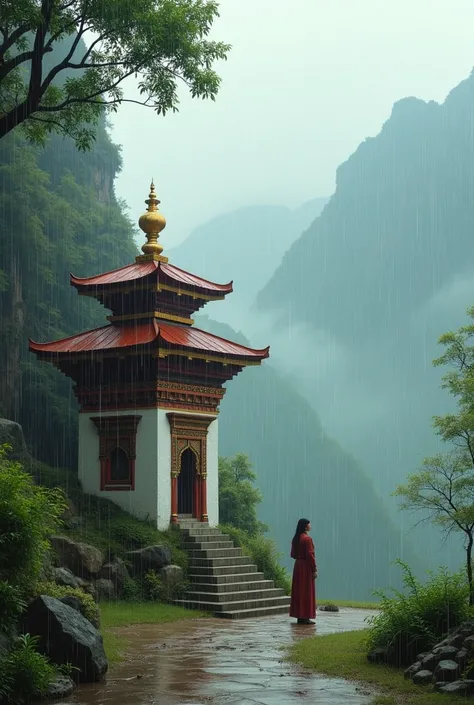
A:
0,253,24,419
467,534,473,606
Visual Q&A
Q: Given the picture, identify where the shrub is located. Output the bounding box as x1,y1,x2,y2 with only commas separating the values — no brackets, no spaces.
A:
366,560,471,666
0,634,57,705
0,582,26,634
0,445,66,593
143,570,189,603
36,581,100,627
220,524,291,594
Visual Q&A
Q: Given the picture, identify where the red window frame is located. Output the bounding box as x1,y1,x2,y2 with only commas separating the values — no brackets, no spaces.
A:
90,415,141,492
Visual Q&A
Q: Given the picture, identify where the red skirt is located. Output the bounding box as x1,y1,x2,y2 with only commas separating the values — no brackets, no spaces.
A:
289,558,316,619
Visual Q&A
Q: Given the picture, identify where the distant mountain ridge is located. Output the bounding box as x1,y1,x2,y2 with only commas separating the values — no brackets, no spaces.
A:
167,198,328,315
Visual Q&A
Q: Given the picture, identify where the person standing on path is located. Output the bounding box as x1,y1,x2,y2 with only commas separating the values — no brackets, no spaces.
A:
289,518,317,625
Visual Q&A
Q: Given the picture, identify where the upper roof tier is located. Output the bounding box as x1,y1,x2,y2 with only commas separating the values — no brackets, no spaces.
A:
29,320,269,364
70,260,233,296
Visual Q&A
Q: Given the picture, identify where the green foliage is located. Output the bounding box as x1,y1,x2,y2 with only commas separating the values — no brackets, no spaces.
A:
220,524,291,594
0,634,57,705
218,454,268,536
0,445,66,593
0,1,230,148
366,560,471,666
0,583,26,635
143,569,188,603
36,581,100,627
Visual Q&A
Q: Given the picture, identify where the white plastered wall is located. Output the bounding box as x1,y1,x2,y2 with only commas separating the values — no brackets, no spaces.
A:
78,407,219,530
78,408,159,522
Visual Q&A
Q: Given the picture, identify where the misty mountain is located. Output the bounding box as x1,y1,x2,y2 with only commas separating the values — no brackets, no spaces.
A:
168,198,328,318
196,314,422,601
250,69,474,569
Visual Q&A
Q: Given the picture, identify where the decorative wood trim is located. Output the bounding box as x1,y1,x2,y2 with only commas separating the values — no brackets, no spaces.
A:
76,381,225,414
167,413,214,523
90,415,141,491
106,311,194,326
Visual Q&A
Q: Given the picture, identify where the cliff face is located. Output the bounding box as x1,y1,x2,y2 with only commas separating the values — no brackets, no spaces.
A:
251,70,474,516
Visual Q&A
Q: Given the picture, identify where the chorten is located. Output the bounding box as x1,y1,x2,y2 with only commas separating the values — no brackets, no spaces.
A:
29,184,269,529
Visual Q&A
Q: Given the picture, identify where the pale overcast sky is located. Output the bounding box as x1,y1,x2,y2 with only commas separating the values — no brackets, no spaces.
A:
110,0,474,247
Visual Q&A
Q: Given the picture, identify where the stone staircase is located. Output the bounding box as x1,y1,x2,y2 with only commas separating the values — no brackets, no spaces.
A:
174,518,290,619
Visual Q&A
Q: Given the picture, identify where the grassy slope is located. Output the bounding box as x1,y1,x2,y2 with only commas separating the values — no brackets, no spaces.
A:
288,630,463,705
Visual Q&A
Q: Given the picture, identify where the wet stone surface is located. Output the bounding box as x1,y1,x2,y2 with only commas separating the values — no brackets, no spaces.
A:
63,609,378,705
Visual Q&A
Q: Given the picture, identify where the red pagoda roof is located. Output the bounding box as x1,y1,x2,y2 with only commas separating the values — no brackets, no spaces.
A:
29,321,269,361
70,261,233,294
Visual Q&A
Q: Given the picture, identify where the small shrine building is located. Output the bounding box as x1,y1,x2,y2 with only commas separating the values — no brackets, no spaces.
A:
29,184,269,529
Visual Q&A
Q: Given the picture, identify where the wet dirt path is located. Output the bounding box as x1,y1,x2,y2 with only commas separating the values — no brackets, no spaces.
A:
65,609,378,705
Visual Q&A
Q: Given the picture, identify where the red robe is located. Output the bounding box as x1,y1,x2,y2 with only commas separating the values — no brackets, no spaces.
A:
289,533,316,619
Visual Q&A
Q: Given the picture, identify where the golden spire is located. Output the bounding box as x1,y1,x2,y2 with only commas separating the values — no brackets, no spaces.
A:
138,182,167,257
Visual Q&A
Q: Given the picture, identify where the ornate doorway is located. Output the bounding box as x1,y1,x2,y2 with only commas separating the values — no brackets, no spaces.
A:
178,447,197,515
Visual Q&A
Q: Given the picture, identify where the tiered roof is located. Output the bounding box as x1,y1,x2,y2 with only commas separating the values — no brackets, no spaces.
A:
29,183,269,369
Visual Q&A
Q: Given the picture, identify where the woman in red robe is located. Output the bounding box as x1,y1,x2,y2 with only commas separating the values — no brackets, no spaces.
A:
289,518,317,624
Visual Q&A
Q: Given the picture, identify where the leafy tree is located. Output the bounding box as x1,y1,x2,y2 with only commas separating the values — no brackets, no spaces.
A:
0,0,230,149
394,306,474,604
218,453,268,536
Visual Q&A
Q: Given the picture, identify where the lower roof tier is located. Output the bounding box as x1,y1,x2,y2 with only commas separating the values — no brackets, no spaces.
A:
29,319,269,366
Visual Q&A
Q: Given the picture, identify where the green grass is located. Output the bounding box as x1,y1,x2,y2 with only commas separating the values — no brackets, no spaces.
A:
100,602,207,666
318,599,380,609
288,630,463,705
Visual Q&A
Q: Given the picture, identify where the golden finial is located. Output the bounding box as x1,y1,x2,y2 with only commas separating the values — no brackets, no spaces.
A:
138,181,167,256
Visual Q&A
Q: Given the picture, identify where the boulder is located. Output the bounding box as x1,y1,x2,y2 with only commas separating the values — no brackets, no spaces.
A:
76,577,98,603
0,418,30,461
99,558,130,595
412,669,433,685
456,647,468,670
367,647,388,664
95,578,115,601
125,545,172,576
50,536,104,578
433,659,459,682
404,661,421,679
57,595,99,628
24,595,107,683
464,635,474,650
420,653,437,671
40,675,75,700
53,567,80,589
435,680,474,696
160,564,183,584
318,603,339,612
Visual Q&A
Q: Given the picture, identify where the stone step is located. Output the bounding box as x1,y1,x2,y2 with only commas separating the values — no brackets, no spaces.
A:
187,570,264,584
188,564,258,577
219,604,291,620
180,527,224,536
188,556,252,568
183,540,234,551
185,588,285,604
187,579,275,594
182,533,228,543
188,547,242,559
175,595,290,614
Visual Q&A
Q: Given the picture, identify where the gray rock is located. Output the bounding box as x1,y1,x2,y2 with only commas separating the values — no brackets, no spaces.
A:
416,652,428,662
434,659,459,682
456,647,468,670
125,545,172,576
160,564,183,584
432,645,458,660
412,669,433,685
318,603,340,612
0,418,30,461
95,578,115,601
53,567,80,589
99,558,130,595
50,536,104,577
40,674,75,700
464,635,474,650
404,661,421,679
24,595,107,683
435,680,474,696
367,647,388,664
421,653,437,671
76,577,98,603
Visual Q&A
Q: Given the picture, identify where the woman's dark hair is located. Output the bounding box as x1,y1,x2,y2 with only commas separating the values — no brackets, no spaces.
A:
291,518,310,553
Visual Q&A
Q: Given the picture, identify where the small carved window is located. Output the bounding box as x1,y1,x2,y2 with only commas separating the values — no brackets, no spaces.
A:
91,415,141,492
